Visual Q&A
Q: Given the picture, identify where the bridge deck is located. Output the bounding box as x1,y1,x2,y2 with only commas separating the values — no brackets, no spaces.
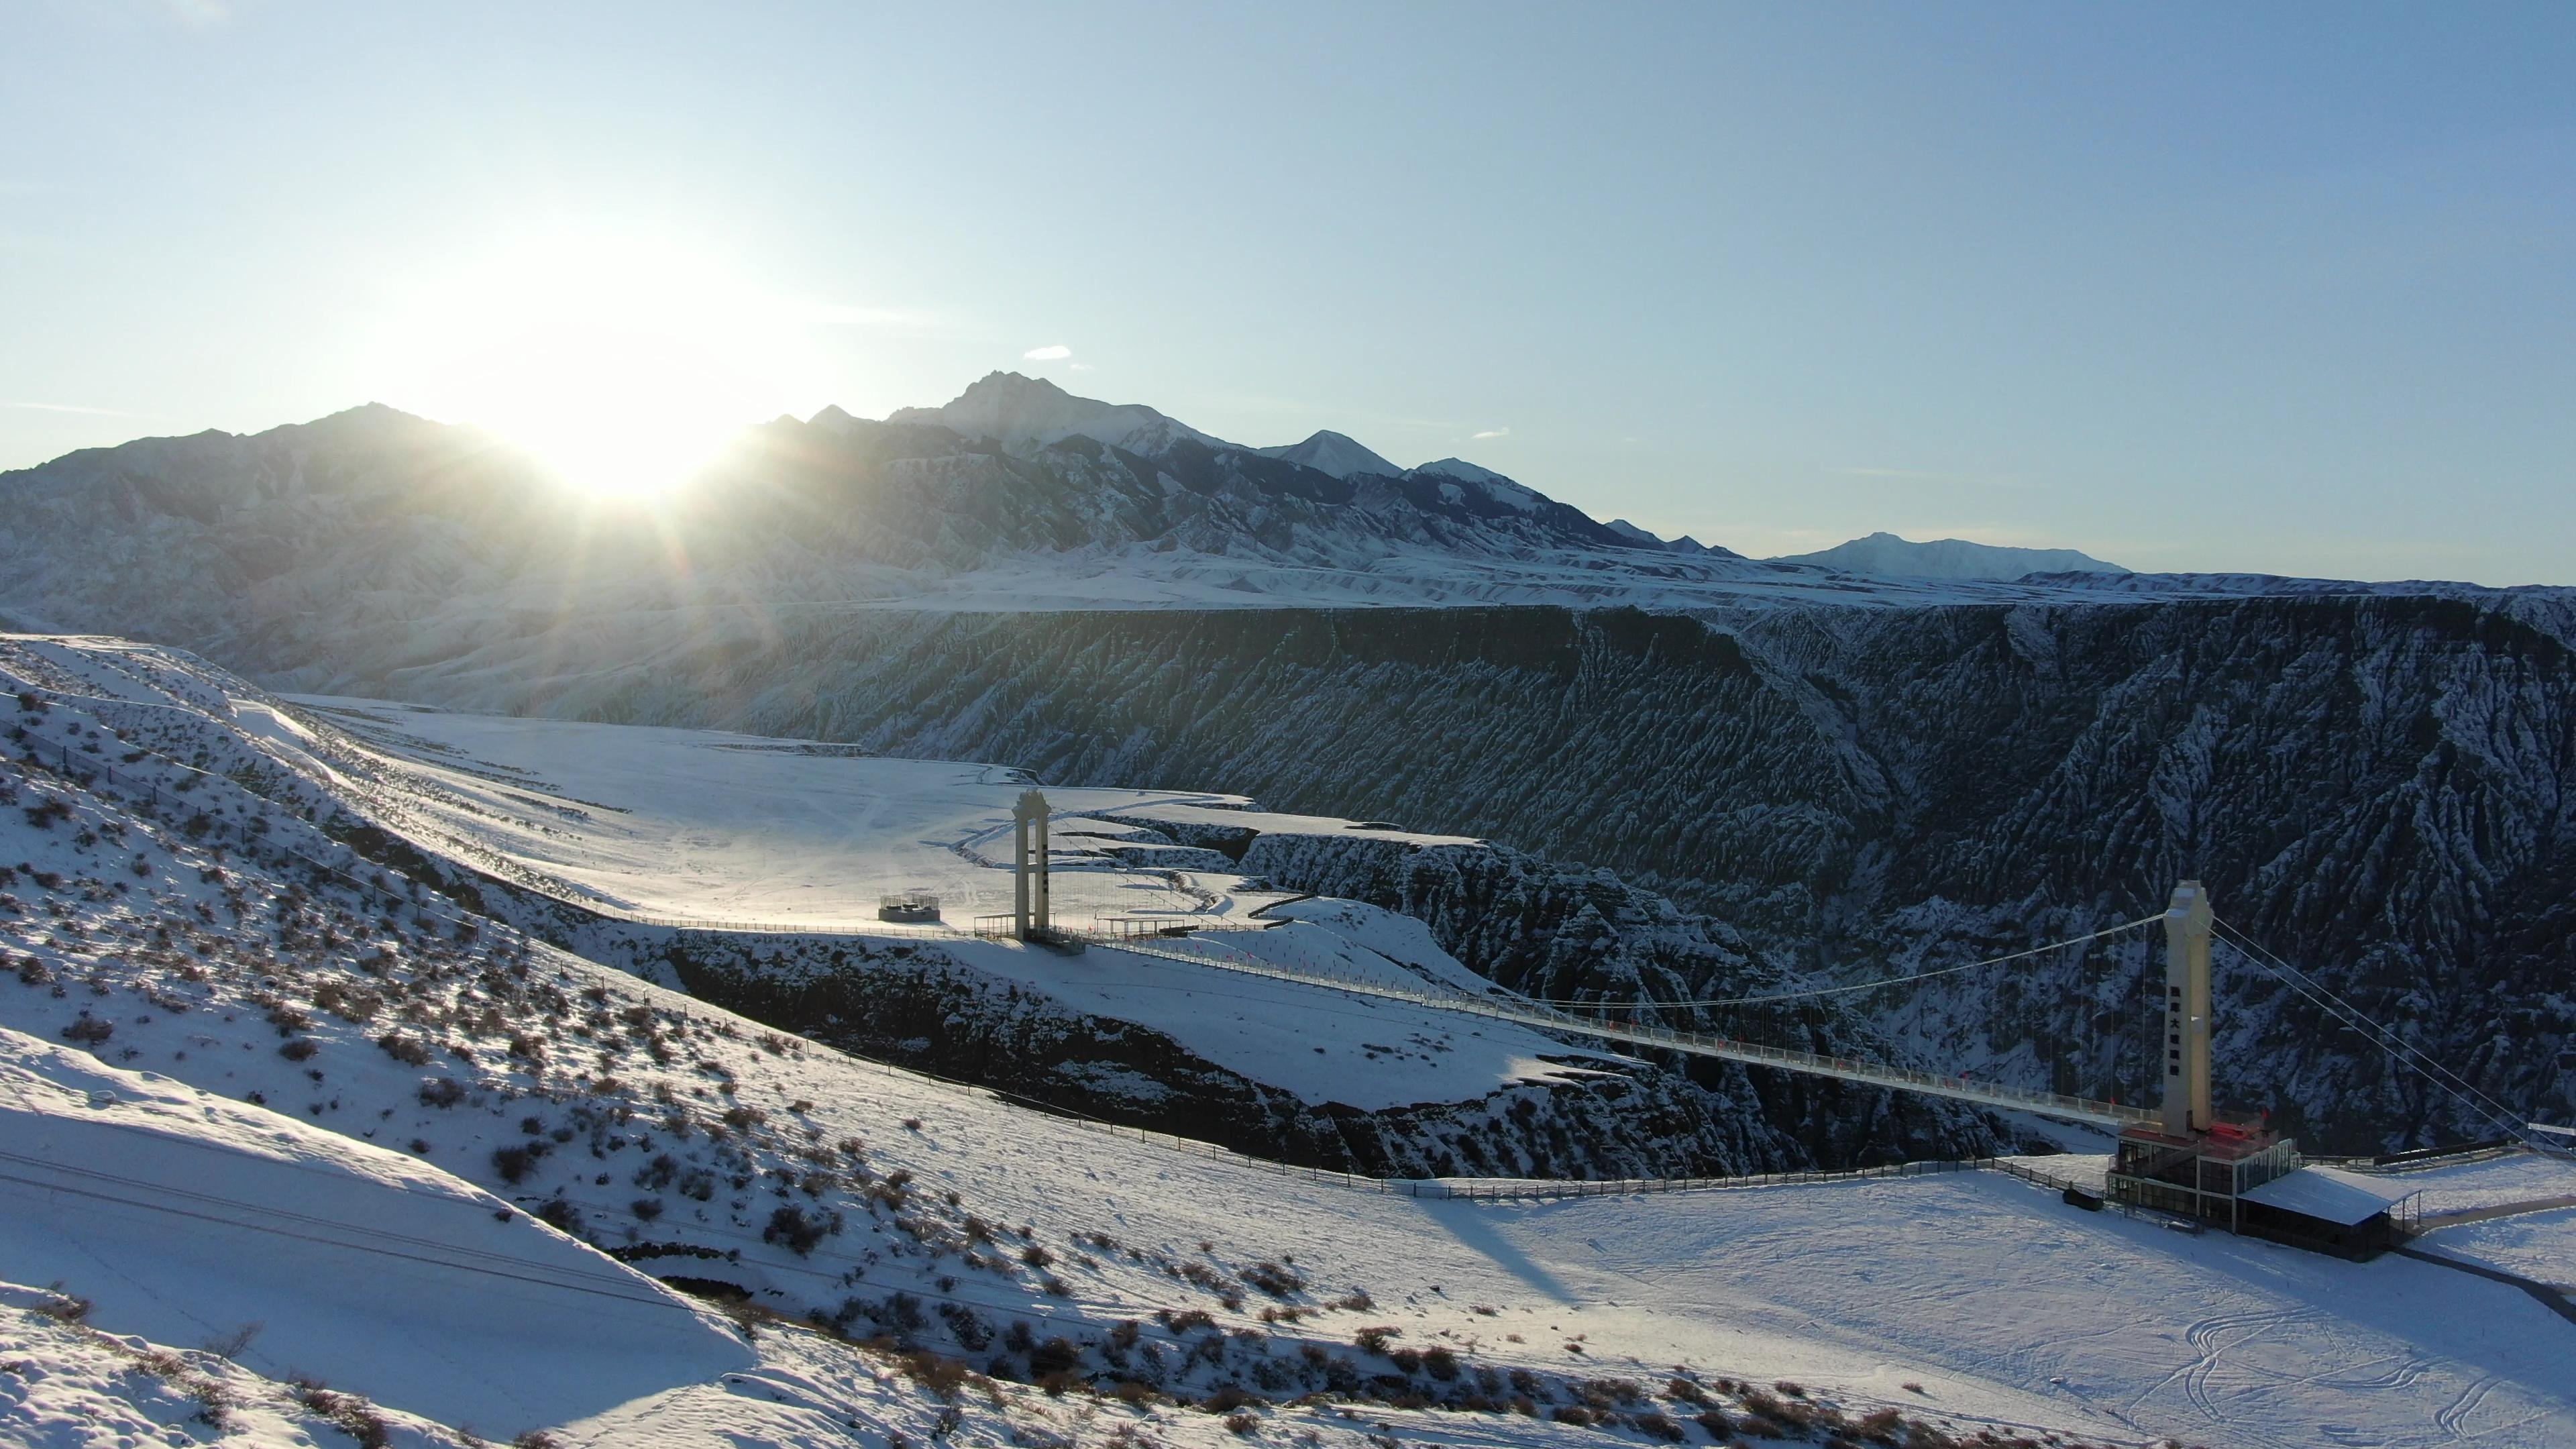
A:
1091,930,2159,1130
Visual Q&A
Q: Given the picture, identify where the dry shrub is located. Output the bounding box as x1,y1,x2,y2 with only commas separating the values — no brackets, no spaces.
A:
294,1383,391,1449
1239,1260,1303,1297
899,1350,973,1399
375,1032,431,1066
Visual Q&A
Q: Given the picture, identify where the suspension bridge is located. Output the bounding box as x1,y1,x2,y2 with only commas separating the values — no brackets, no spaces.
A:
1079,914,2170,1128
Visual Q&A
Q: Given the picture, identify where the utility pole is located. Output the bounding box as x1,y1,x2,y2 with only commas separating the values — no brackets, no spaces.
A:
2161,881,2214,1136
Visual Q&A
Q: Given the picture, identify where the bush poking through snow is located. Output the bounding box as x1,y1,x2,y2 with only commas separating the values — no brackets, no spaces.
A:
292,1383,392,1449
898,1349,974,1399
491,1142,548,1184
375,1031,432,1066
38,1292,93,1324
1629,1411,1685,1442
762,1204,839,1256
1239,1260,1303,1298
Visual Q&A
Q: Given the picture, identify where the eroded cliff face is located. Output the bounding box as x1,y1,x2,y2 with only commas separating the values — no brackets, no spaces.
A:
514,918,1840,1181
315,599,2575,1153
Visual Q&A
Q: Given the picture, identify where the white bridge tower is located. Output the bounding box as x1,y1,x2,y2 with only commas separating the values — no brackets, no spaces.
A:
1012,789,1052,941
2162,879,2215,1135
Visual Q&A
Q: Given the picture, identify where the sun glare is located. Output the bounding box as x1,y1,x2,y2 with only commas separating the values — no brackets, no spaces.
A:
373,232,821,500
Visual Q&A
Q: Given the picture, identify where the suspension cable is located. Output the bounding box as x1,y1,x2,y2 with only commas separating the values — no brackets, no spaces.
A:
1516,913,2163,1010
2208,922,2530,1144
2210,916,2528,1130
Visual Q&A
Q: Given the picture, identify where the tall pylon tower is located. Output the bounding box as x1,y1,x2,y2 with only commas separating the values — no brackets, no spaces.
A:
1012,790,1052,941
2161,880,2214,1135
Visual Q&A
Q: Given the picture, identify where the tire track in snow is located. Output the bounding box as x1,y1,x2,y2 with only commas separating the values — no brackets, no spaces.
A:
2434,1373,2500,1442
2127,1307,2302,1442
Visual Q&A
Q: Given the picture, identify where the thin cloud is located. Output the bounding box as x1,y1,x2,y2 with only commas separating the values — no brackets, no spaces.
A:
1067,362,1094,372
3,400,146,417
1471,427,1509,440
1022,343,1072,362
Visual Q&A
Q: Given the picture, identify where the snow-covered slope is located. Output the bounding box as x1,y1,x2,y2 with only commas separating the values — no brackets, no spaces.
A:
0,1029,754,1430
1772,532,2129,580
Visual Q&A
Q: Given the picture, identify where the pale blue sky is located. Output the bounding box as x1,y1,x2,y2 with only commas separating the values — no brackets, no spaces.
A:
5,3,2571,581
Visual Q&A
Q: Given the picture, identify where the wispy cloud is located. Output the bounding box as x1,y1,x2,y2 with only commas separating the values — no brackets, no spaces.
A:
160,0,232,27
1067,362,1094,372
3,400,146,417
1471,427,1509,440
1022,343,1072,362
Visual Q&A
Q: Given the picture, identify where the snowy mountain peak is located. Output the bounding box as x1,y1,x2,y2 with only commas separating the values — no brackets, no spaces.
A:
1413,456,1508,486
1772,531,2130,581
1254,429,1401,480
883,370,1224,455
1413,457,1547,515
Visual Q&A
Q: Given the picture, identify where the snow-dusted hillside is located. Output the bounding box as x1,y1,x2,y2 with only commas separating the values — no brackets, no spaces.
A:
3,633,2571,1449
0,1030,753,1430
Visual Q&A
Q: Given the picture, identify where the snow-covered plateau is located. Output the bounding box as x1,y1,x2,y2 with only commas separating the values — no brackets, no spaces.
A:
0,634,2570,1449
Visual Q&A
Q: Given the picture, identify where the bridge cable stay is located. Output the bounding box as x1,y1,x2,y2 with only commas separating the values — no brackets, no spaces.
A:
2208,919,2531,1144
2209,916,2528,1133
1507,913,2165,1011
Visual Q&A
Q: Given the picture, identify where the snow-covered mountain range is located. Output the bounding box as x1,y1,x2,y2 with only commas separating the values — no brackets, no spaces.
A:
1770,531,2129,580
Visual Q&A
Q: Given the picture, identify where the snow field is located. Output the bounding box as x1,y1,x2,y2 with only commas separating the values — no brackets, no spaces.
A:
0,1280,466,1449
0,1032,754,1433
286,697,1611,1111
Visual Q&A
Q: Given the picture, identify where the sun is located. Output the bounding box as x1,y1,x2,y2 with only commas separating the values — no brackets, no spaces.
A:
372,231,820,500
